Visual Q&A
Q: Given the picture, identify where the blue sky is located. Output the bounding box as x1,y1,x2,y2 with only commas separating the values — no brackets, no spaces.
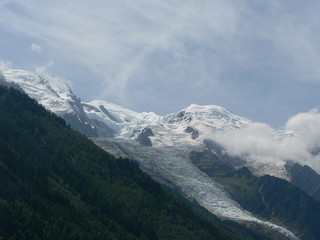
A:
1,0,320,127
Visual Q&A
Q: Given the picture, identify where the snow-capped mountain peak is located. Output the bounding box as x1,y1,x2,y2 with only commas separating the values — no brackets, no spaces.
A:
1,68,98,136
1,67,252,144
2,68,76,115
166,103,251,131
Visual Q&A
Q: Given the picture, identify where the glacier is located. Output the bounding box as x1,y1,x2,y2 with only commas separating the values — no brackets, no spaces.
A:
95,138,299,240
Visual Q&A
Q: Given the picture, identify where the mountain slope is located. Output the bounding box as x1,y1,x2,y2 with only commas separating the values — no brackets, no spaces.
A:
0,85,245,240
2,68,98,137
286,163,320,201
190,150,320,240
83,100,252,146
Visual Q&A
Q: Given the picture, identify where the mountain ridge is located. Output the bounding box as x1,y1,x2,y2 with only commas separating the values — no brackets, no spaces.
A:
1,67,306,177
2,66,320,239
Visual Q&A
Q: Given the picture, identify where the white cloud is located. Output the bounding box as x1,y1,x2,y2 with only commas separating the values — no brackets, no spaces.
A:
34,61,72,90
0,1,259,98
211,109,320,174
285,109,320,153
30,43,43,53
0,60,12,70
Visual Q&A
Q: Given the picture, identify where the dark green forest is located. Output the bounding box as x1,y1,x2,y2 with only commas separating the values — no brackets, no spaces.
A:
0,86,247,239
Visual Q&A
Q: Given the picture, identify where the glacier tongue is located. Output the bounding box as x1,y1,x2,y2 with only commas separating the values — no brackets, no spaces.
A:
95,138,299,240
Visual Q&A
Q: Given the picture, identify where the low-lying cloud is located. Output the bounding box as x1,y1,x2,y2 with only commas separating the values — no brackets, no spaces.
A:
212,109,320,173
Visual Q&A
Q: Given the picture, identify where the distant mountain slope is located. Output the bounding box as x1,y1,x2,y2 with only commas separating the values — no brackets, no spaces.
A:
190,150,320,240
0,85,245,240
286,163,320,201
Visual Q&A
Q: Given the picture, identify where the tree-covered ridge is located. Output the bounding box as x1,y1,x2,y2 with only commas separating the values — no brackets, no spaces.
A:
0,86,244,240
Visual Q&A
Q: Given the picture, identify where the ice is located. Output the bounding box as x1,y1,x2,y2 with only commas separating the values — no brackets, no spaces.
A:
95,138,299,240
2,69,75,115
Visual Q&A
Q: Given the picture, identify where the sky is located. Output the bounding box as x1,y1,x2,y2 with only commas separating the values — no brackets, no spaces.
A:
1,0,320,127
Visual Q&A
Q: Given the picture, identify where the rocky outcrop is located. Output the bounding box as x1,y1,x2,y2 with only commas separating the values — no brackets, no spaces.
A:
137,128,154,146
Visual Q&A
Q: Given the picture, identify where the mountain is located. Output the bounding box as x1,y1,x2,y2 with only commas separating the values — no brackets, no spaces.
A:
82,100,252,148
285,163,320,201
3,68,293,177
0,84,253,240
3,66,320,239
1,68,97,137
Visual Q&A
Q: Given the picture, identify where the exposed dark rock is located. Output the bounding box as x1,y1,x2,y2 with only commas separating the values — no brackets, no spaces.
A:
177,111,185,119
81,103,100,112
185,126,199,140
99,105,120,123
203,139,246,167
190,150,235,178
203,139,224,155
286,162,320,202
137,128,154,146
90,119,115,138
61,93,100,137
63,113,98,137
73,103,117,137
169,111,192,123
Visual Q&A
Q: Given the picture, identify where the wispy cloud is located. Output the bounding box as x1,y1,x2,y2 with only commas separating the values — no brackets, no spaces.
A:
30,43,43,53
1,0,320,123
34,61,72,89
0,59,12,70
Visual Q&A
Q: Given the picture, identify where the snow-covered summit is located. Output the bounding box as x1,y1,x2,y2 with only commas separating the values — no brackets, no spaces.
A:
185,104,250,128
81,100,253,147
1,66,252,145
84,100,160,124
82,100,162,138
2,68,77,115
165,103,251,131
1,67,98,136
